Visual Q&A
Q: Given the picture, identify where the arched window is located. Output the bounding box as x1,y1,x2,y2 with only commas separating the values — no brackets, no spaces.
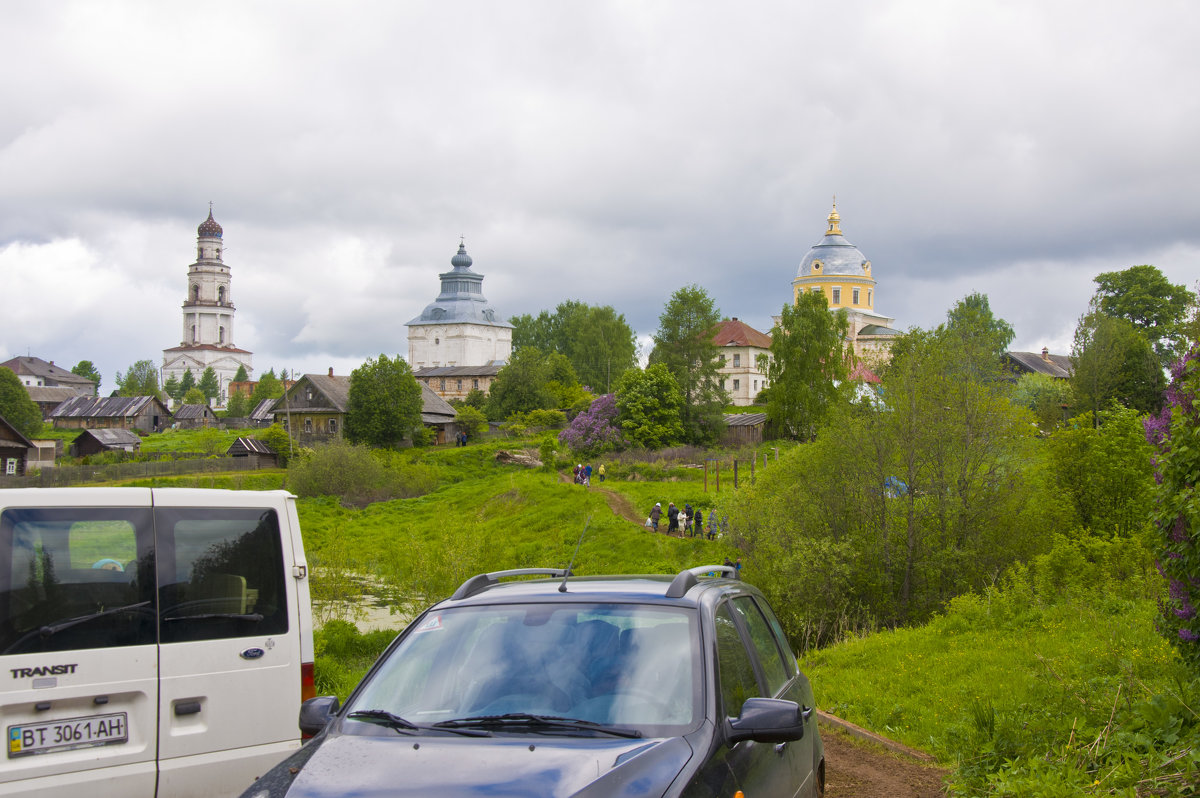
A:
218,286,226,304
219,326,225,344
191,284,200,302
191,325,197,343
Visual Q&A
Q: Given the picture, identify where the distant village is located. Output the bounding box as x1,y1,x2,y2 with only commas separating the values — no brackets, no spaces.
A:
0,205,1071,475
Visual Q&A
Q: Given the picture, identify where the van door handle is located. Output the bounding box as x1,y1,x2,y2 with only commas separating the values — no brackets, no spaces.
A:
174,701,202,716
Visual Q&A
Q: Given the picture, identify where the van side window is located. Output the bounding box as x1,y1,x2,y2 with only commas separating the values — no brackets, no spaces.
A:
156,507,288,643
0,508,156,654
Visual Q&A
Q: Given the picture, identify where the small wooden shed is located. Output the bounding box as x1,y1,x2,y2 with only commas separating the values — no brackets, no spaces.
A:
71,428,142,457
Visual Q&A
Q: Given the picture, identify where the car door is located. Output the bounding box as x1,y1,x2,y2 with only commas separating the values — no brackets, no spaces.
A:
153,497,301,798
0,492,159,798
713,595,817,798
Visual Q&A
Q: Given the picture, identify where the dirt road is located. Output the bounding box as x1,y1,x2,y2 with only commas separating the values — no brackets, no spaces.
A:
821,723,949,797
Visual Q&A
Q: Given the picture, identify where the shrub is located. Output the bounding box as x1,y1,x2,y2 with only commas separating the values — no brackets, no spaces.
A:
287,439,437,506
558,394,625,457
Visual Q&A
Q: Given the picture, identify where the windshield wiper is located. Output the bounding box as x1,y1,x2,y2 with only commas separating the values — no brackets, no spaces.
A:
162,612,263,623
3,601,153,654
434,713,643,739
348,709,490,737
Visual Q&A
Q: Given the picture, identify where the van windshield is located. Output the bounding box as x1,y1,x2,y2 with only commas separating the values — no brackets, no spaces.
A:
347,603,702,737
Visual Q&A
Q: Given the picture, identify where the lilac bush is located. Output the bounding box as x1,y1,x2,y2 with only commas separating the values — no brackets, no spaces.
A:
558,394,625,457
1145,345,1200,668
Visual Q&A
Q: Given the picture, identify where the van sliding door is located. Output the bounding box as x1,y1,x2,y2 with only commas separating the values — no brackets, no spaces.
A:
153,498,300,798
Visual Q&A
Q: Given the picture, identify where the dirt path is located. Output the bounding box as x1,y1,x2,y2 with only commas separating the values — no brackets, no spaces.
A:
559,470,952,795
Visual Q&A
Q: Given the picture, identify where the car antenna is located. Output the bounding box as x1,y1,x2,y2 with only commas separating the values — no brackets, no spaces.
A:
559,514,591,593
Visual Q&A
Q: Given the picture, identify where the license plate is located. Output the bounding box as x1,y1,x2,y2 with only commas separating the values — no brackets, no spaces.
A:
8,712,128,758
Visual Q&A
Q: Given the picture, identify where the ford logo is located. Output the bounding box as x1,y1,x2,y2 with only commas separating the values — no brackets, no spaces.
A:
240,648,265,660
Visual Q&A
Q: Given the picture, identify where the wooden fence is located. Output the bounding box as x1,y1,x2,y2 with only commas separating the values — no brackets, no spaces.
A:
0,457,265,489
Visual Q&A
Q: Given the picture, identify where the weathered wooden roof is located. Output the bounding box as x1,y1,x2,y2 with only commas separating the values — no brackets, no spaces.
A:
292,373,352,412
1005,351,1072,379
420,382,457,424
51,395,169,419
25,386,83,404
0,414,35,449
413,363,505,378
174,403,218,420
249,397,278,421
227,437,275,455
74,428,142,447
1,356,96,391
723,412,767,427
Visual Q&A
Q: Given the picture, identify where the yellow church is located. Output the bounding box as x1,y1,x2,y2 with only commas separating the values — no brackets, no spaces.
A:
792,202,900,362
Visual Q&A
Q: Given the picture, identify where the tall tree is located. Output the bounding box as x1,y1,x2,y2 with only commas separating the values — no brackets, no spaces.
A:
179,368,196,397
70,360,101,392
0,366,42,439
1071,310,1164,422
486,347,560,420
649,285,726,445
510,301,637,392
762,292,849,440
163,374,182,402
233,364,249,383
115,359,160,397
1093,264,1193,368
224,391,249,418
198,367,220,403
250,369,285,407
942,291,1014,379
614,364,685,449
344,354,423,447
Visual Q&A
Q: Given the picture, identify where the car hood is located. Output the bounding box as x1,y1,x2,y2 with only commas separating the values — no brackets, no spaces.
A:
278,732,694,798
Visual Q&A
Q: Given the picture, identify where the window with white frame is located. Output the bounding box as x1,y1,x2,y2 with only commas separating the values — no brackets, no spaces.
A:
733,354,741,367
832,287,841,304
328,418,337,434
5,458,16,475
852,288,860,304
733,379,740,391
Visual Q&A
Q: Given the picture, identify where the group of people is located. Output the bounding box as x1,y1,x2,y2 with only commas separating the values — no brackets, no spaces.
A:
572,463,605,485
647,501,725,540
454,431,470,446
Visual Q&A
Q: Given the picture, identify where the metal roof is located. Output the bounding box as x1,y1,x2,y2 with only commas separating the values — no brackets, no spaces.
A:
723,413,767,427
414,363,506,378
173,403,217,419
1005,351,1073,379
405,243,512,329
74,428,141,447
51,395,168,419
712,318,772,349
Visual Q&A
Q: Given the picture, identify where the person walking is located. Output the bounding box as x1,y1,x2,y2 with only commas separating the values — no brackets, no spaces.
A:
694,508,704,537
667,502,680,536
649,502,662,532
598,464,606,482
708,509,718,540
683,504,693,537
584,463,593,486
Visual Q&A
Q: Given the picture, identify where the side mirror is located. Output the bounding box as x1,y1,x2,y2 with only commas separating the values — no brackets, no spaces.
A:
299,695,340,736
725,697,805,744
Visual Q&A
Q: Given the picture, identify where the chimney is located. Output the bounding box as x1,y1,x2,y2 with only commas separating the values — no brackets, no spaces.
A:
328,367,334,377
1041,347,1050,362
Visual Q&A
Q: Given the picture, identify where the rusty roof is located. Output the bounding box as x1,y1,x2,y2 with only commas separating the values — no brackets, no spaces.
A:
712,318,772,349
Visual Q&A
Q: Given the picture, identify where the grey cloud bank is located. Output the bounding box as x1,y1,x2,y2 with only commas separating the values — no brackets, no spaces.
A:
2,1,1197,389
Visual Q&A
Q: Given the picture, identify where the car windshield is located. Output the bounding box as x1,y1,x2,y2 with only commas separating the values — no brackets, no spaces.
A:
346,602,701,736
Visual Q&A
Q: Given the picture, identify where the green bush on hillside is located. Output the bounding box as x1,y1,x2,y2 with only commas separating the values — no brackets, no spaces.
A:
287,439,437,506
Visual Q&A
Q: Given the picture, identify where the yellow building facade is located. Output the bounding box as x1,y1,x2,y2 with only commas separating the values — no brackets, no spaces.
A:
791,203,899,362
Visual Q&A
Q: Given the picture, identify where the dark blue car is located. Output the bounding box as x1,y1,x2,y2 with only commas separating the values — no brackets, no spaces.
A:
241,566,825,797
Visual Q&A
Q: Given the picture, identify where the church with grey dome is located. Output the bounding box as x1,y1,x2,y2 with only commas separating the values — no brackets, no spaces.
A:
406,242,512,398
791,203,900,361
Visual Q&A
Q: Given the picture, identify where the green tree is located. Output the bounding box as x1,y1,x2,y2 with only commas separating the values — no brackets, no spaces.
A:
762,292,849,440
70,360,101,392
649,284,726,445
250,369,285,407
944,291,1015,367
179,368,196,397
256,423,295,465
1071,311,1164,422
486,347,559,420
614,364,684,449
461,388,487,411
198,367,220,403
511,301,638,392
344,354,423,448
182,387,206,405
1011,372,1073,430
224,391,249,418
454,405,489,440
115,359,160,397
1046,405,1155,537
233,364,249,383
1093,264,1193,368
163,374,182,402
0,366,42,439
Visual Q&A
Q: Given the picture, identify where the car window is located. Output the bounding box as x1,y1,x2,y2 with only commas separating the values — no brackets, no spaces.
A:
731,596,790,696
348,603,701,734
715,602,761,719
155,507,288,643
756,596,798,679
0,507,156,654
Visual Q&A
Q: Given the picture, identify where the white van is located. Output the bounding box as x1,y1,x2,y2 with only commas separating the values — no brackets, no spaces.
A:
0,488,314,797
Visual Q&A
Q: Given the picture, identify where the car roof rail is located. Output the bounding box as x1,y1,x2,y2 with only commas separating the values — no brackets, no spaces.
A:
450,568,569,601
665,564,739,598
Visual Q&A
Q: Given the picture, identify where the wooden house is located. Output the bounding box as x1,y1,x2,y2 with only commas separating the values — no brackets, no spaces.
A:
0,414,35,476
173,403,219,429
70,428,142,457
51,395,171,433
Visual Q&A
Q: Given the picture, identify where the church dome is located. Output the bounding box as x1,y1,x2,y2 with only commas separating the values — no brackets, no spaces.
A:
797,204,869,277
450,241,473,270
198,210,223,238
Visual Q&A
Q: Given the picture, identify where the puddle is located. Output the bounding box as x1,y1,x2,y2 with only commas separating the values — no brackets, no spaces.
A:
311,570,418,633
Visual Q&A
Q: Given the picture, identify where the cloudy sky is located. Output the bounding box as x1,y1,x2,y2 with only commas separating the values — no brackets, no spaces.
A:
2,1,1198,391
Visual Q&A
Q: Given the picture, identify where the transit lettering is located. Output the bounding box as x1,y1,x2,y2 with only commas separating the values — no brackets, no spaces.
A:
9,664,78,679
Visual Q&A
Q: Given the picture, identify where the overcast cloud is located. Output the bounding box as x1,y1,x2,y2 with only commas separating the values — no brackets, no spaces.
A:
2,0,1197,389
